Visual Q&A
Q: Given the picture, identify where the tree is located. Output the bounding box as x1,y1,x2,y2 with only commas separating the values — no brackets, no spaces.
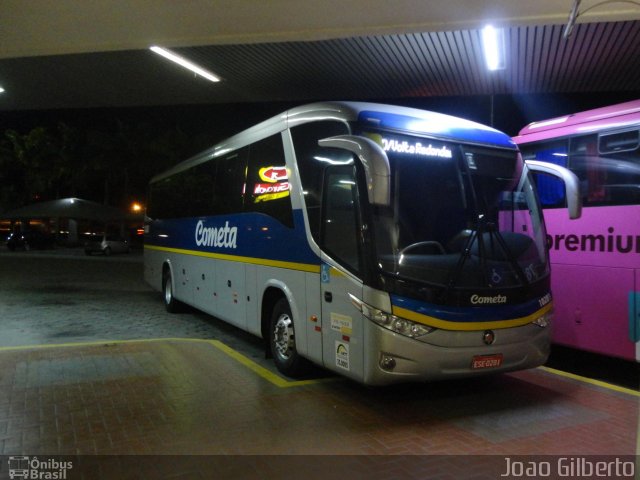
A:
1,127,58,208
0,114,209,214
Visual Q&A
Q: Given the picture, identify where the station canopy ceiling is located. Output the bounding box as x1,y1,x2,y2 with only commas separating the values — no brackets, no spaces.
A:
1,1,640,111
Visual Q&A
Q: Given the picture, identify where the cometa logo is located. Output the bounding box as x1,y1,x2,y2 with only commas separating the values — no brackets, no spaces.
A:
194,220,238,249
470,294,507,305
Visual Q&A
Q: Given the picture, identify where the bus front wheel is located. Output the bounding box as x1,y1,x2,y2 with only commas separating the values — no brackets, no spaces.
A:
270,298,309,378
162,269,182,313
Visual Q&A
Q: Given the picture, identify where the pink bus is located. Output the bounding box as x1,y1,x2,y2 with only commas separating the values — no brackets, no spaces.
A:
513,100,640,362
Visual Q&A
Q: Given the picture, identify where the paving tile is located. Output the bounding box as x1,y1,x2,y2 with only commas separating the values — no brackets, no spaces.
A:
2,255,634,478
0,337,635,478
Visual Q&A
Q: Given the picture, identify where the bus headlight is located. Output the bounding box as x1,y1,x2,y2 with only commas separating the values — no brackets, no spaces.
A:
349,294,434,338
532,310,553,328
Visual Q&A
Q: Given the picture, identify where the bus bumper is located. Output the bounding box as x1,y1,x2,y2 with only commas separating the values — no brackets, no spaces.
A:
362,321,550,386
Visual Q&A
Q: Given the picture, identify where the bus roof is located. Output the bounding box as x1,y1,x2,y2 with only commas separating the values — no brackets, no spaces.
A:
287,102,515,148
151,101,515,183
514,99,640,144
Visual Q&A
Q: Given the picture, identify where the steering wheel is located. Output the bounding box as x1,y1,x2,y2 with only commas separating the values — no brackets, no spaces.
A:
399,241,446,256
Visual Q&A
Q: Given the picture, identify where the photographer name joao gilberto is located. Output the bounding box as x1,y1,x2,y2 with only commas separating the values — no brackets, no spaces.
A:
501,456,635,478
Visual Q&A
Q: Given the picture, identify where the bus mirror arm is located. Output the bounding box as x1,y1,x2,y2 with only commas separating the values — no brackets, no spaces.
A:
525,160,582,219
318,135,391,206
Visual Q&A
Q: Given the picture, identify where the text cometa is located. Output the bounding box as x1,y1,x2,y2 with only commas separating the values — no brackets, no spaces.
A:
195,220,238,249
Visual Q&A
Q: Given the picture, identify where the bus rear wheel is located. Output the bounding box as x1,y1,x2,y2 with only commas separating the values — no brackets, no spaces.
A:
270,298,309,378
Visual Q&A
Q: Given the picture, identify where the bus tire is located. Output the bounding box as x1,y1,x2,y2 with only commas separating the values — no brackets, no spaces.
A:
162,269,182,313
270,298,309,378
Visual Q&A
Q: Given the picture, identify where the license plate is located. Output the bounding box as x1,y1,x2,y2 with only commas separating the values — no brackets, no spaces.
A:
471,354,503,369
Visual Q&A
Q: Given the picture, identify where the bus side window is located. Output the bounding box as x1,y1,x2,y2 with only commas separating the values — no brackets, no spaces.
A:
213,150,248,216
290,121,351,243
522,141,568,208
246,134,294,228
599,129,639,154
570,134,607,204
148,165,214,219
191,161,218,217
572,131,640,206
321,166,362,274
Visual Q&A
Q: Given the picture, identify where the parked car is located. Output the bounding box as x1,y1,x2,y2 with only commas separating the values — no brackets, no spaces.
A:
84,234,130,256
6,230,56,251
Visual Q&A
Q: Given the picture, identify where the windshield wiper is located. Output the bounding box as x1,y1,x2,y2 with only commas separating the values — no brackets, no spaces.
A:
486,224,529,287
439,216,529,302
440,221,479,301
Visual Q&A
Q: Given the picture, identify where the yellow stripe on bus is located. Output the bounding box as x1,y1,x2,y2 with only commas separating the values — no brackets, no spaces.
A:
145,244,321,274
392,302,553,331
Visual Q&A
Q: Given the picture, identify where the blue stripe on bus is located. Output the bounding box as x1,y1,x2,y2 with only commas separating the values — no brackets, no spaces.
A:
145,210,320,266
358,110,516,148
390,294,546,323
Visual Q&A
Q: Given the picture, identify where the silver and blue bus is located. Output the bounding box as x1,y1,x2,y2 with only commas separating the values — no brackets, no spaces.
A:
144,102,580,385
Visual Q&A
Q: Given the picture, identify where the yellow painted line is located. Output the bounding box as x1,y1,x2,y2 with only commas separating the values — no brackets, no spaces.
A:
6,338,634,395
637,403,640,457
0,338,169,351
538,365,640,398
0,338,331,388
207,339,333,388
145,244,321,274
392,302,553,331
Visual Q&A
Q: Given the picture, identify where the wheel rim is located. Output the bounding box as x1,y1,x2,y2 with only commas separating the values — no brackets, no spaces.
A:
273,313,294,361
164,277,173,305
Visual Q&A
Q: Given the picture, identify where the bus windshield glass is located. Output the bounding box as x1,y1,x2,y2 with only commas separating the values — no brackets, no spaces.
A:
367,132,549,290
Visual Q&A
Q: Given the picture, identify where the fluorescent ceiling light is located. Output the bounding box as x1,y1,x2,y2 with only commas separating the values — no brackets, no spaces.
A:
0,86,5,94
481,25,505,71
150,45,220,83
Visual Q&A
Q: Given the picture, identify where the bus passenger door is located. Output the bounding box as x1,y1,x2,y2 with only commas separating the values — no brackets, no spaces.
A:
321,265,363,380
319,167,365,380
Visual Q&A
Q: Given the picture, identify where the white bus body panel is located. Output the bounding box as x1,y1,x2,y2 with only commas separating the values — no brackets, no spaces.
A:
320,263,364,381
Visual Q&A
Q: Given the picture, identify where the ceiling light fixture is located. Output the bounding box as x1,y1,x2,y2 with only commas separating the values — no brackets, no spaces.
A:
150,45,220,83
481,25,505,71
0,86,5,94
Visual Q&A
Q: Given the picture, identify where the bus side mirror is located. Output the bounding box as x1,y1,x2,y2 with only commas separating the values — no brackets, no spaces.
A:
525,160,582,219
318,135,391,207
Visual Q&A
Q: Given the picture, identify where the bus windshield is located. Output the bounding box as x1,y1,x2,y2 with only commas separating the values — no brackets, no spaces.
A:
368,132,548,290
